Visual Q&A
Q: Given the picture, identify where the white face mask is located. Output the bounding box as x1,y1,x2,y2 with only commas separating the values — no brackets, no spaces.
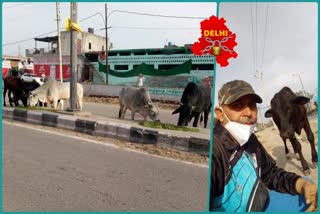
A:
220,107,256,146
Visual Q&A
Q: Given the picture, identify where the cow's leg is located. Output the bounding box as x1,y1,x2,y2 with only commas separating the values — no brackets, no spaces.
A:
14,92,20,107
56,100,60,110
8,90,14,107
121,107,127,119
119,105,124,119
118,107,122,119
52,99,58,109
3,87,7,106
200,113,203,124
78,97,83,111
204,109,210,128
8,89,12,102
192,112,201,127
12,90,20,107
57,100,64,110
289,137,311,175
142,112,148,121
281,137,291,159
304,120,318,167
131,110,136,120
11,90,19,107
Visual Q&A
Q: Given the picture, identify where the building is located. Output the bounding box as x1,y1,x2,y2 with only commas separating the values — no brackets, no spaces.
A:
25,28,107,81
84,43,214,94
24,29,214,97
2,55,34,78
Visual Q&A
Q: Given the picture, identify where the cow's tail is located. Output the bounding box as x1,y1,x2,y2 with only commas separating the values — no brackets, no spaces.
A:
118,109,121,119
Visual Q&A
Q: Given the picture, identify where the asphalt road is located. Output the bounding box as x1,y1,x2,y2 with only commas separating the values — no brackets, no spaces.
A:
3,121,208,211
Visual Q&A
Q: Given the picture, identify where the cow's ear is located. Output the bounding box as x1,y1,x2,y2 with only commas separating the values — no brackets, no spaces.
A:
293,96,310,105
265,109,273,118
172,106,181,114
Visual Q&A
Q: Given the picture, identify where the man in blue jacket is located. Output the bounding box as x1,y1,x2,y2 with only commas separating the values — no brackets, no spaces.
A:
210,80,318,212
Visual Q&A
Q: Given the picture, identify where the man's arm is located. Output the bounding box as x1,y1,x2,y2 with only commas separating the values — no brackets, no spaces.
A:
211,139,225,199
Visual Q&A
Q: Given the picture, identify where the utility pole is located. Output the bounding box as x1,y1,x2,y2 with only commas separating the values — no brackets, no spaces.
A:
292,72,311,112
292,73,307,96
69,2,78,111
56,2,63,82
257,106,265,129
105,3,109,84
255,70,276,128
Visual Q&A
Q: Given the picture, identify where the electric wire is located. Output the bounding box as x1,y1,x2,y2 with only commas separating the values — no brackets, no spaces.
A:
3,7,207,47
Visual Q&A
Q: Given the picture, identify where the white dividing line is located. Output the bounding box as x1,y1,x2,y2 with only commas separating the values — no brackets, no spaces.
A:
3,120,208,168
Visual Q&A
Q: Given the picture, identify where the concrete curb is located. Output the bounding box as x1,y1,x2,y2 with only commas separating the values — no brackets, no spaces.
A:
3,107,209,156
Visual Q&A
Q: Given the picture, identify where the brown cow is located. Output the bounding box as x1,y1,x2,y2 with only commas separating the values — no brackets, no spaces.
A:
3,77,27,107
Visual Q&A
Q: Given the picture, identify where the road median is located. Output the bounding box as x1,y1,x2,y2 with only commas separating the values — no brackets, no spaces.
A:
3,107,210,156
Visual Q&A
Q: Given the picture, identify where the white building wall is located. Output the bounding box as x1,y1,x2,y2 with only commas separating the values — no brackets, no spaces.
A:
81,32,106,53
60,31,106,55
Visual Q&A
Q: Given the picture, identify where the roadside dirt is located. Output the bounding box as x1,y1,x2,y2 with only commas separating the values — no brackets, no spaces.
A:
256,117,318,183
113,140,209,165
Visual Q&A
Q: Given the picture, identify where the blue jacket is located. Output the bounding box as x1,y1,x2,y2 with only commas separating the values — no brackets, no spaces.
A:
210,121,300,212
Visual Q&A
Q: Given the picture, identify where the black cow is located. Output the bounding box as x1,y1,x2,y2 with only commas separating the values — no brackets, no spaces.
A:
21,79,41,93
21,80,47,106
172,82,211,128
265,87,318,175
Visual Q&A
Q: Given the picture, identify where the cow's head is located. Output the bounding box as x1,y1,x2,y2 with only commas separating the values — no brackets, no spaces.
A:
144,102,159,121
172,103,194,126
28,91,39,107
265,87,309,139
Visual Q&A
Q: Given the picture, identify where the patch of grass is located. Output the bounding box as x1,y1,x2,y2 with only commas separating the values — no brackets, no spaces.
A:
139,121,200,132
16,106,58,113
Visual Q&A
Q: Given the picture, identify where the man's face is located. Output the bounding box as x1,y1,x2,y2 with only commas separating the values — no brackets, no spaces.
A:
215,94,258,125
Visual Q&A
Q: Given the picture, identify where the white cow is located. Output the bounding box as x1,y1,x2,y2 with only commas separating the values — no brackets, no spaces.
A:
28,77,83,111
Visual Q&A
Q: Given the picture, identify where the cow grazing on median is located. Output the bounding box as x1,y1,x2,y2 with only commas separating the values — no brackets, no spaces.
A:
28,77,83,111
172,82,211,128
3,76,28,107
118,87,159,121
265,87,318,175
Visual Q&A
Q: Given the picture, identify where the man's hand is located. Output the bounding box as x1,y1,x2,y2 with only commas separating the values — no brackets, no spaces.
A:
295,177,318,212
